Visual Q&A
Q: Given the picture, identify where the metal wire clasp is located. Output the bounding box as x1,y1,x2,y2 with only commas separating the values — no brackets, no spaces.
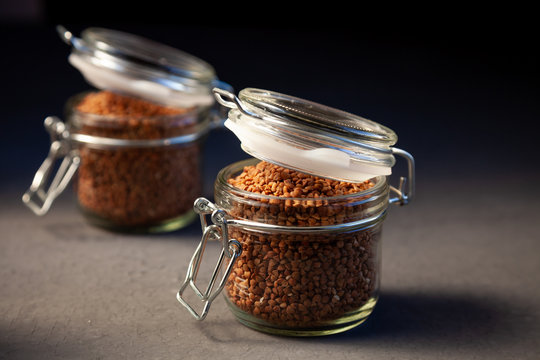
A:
389,148,415,206
177,198,242,321
213,87,261,119
22,116,80,216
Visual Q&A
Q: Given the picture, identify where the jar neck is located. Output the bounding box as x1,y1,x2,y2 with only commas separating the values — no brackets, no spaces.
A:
214,158,389,230
65,91,212,141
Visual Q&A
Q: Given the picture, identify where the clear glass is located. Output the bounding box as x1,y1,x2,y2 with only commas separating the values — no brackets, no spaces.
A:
222,87,398,183
66,91,210,233
214,158,389,336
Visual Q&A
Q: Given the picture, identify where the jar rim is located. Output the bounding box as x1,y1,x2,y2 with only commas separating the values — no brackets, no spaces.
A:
66,91,206,122
216,158,388,203
62,92,211,147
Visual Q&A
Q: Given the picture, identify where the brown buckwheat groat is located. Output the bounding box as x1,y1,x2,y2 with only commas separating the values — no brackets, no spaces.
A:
72,90,203,230
222,161,382,328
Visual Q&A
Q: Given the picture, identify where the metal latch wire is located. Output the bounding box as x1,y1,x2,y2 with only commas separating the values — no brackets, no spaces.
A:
22,116,80,216
176,198,242,321
388,148,415,206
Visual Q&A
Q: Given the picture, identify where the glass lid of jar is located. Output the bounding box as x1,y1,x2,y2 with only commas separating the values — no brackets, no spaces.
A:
214,87,399,183
57,25,218,108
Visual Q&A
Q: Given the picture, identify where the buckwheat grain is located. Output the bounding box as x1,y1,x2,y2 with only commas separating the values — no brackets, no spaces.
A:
224,161,380,327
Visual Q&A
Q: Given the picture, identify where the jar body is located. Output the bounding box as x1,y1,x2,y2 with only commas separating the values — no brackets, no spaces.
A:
67,91,209,232
214,158,389,336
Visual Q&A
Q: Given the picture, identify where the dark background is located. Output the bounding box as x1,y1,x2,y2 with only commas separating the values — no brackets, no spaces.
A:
1,2,539,194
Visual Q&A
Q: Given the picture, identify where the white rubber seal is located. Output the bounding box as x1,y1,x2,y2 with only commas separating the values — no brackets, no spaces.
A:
69,54,214,108
224,119,391,183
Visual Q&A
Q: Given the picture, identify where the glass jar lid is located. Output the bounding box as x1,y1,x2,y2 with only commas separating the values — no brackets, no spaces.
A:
214,88,399,183
58,26,218,108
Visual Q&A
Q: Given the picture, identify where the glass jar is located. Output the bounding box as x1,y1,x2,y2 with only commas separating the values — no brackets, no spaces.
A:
177,88,415,336
217,158,388,335
69,91,208,231
23,26,231,232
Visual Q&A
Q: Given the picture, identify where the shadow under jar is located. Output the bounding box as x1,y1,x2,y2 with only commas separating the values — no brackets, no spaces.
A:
215,159,388,336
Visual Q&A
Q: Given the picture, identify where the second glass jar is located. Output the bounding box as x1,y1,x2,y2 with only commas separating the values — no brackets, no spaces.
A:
23,26,232,232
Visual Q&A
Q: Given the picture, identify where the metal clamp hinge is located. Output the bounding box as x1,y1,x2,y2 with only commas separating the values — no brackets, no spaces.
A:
389,148,415,206
213,87,261,119
176,198,242,321
22,116,80,216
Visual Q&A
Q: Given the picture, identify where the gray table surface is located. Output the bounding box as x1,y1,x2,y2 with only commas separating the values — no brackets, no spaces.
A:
1,168,539,360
